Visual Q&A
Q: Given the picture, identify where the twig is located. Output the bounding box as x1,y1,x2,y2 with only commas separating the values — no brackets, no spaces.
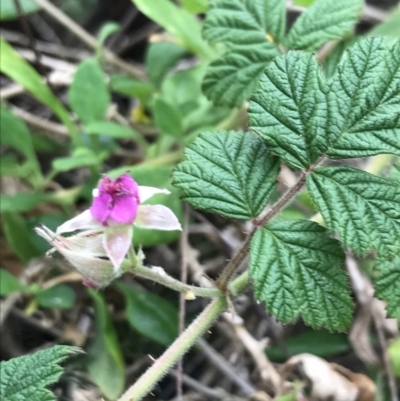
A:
1,28,90,60
170,370,242,400
9,105,69,136
13,0,56,93
346,254,399,401
223,313,282,395
32,0,147,80
196,338,256,396
177,206,190,400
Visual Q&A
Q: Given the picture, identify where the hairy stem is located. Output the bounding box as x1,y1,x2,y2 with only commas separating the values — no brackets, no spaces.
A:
131,264,221,298
217,163,315,289
117,296,227,401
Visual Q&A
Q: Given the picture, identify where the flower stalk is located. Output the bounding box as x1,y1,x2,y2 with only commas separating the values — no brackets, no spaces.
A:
131,264,222,298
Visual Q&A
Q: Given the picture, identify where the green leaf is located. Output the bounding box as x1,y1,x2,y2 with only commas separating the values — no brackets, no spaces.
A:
388,338,400,377
87,290,125,400
369,8,400,38
36,285,76,309
2,213,43,262
68,58,110,125
0,37,80,146
0,0,40,20
326,38,400,160
307,166,400,257
250,220,352,330
110,73,153,103
266,329,350,361
52,147,99,172
375,257,400,321
0,269,29,295
0,106,39,168
152,96,184,139
0,345,80,401
131,0,212,59
285,0,362,51
180,0,208,14
249,38,400,168
97,21,120,56
0,193,49,213
145,41,187,88
85,121,145,144
117,282,178,346
203,46,279,107
173,131,280,220
202,0,284,106
249,51,326,168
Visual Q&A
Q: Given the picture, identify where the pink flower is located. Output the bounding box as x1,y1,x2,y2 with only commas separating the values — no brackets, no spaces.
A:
53,174,181,273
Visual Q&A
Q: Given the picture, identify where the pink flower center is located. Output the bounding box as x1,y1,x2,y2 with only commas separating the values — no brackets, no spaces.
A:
90,174,140,226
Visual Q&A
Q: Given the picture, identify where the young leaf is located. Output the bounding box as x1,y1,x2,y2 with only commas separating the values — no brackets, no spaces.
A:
110,73,153,103
375,257,400,321
117,282,179,346
145,41,187,88
0,106,40,172
36,284,76,309
68,58,110,125
285,0,362,51
0,0,40,20
249,37,400,169
202,0,284,106
2,213,43,262
152,96,184,139
250,220,352,330
181,0,209,14
0,345,80,401
307,166,400,257
52,148,99,172
0,193,49,213
0,269,29,295
132,0,213,59
85,121,147,150
173,131,280,220
87,290,125,400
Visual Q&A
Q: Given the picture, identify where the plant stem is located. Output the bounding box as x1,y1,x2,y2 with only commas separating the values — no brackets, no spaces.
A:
131,264,221,298
217,167,311,289
117,296,227,401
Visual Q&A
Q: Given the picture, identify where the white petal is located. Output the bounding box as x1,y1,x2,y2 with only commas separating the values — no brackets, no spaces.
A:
103,226,133,272
135,205,182,231
138,186,170,203
56,210,102,234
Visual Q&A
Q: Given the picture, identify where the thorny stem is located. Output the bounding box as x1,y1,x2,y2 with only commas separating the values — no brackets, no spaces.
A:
117,297,227,401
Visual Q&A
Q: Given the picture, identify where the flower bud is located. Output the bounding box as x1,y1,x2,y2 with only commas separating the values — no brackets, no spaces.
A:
35,225,125,288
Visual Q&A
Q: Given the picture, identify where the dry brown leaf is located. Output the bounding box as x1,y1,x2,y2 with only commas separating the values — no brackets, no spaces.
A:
281,353,358,401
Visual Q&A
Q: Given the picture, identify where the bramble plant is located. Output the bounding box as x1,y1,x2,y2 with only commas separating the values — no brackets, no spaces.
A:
0,0,399,399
